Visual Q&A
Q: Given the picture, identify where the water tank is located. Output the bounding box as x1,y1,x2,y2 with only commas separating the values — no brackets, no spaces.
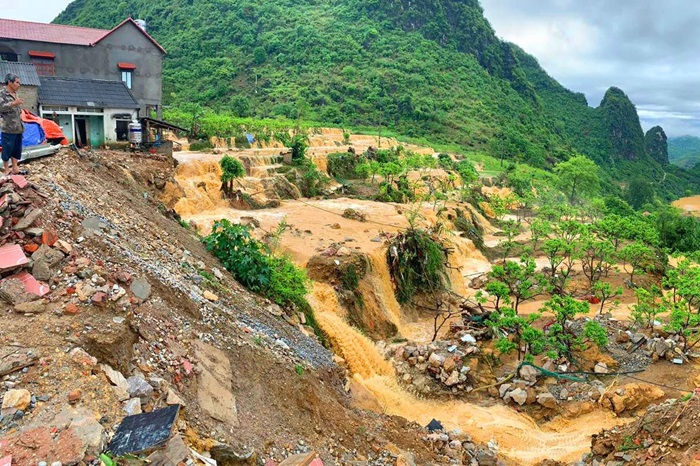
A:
128,120,142,145
134,19,147,32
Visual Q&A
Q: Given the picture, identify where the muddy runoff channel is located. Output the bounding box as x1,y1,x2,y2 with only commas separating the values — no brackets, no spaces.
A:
164,155,624,464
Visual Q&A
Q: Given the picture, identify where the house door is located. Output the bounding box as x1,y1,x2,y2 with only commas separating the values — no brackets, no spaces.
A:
74,118,88,148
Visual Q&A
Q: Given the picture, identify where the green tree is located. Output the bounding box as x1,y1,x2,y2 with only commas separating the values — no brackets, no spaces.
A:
487,256,549,314
553,155,600,205
219,155,246,197
626,178,655,210
540,295,607,359
618,241,655,286
592,281,623,315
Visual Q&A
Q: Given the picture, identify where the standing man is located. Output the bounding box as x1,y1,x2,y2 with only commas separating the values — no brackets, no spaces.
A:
0,74,24,176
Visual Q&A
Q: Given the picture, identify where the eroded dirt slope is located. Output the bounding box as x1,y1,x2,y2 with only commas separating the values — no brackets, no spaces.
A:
0,149,463,465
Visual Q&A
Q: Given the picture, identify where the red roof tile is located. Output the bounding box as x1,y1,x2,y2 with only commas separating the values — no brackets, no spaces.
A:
0,244,29,270
118,62,137,70
14,271,49,297
0,19,107,46
0,18,166,54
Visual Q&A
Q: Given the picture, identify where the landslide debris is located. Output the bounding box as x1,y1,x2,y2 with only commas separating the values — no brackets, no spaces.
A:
0,148,502,465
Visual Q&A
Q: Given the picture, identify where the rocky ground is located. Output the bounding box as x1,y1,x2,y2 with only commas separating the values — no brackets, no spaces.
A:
0,148,502,466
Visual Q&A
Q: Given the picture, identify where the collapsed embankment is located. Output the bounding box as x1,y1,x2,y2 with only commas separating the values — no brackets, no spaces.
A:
164,154,631,465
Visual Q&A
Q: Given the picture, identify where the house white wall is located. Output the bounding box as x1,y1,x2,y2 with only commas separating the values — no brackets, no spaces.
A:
40,105,137,145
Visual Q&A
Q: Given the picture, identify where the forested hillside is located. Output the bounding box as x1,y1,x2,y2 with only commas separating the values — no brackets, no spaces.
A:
55,0,700,197
668,135,700,168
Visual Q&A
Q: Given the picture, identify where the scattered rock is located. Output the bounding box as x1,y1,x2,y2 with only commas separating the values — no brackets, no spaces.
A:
1,389,31,416
67,389,82,404
509,388,527,406
100,364,130,392
123,398,142,415
69,347,98,366
130,277,152,300
519,364,540,383
127,375,154,400
203,290,219,301
536,392,558,409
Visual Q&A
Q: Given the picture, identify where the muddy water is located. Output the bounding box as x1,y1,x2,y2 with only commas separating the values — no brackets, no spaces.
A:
310,282,623,464
168,158,625,465
673,195,700,214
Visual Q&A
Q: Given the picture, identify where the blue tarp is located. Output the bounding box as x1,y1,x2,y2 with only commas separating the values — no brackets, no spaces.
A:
22,121,45,147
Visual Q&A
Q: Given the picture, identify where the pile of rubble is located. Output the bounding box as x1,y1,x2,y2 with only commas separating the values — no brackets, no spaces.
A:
423,422,503,466
587,396,700,465
617,330,689,364
390,334,480,395
0,150,467,466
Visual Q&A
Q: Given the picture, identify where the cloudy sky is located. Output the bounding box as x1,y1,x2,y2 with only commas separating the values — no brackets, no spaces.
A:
480,0,700,137
4,0,700,136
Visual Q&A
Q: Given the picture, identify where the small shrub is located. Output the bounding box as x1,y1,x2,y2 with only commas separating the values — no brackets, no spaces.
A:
189,140,213,151
203,220,310,309
387,227,450,303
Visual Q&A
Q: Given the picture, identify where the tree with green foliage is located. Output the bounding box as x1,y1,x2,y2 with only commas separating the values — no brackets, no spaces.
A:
626,178,655,210
540,295,607,360
542,237,578,294
486,307,545,362
580,235,616,290
630,286,663,330
553,155,600,205
592,281,623,315
618,241,655,286
219,155,246,198
486,256,549,314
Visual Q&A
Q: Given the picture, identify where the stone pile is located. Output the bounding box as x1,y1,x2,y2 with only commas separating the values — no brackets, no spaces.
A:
617,331,687,364
424,428,503,466
392,338,480,395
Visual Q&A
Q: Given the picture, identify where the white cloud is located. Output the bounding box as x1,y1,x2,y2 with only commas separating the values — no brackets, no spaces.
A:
0,0,72,23
480,0,700,136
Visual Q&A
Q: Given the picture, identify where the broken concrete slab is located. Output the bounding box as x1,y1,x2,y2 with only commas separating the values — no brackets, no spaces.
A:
14,299,47,314
195,341,239,427
14,207,43,230
81,216,109,236
0,276,37,305
146,434,189,466
15,271,50,297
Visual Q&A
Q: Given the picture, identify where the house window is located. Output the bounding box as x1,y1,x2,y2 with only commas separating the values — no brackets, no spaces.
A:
118,62,137,89
116,120,129,141
0,46,18,62
28,51,55,76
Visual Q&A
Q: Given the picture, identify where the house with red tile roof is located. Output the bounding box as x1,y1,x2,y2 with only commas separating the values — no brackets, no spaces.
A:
0,18,165,146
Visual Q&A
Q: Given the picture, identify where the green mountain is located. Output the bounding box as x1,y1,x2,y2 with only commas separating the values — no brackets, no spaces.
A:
669,136,700,169
54,0,699,197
